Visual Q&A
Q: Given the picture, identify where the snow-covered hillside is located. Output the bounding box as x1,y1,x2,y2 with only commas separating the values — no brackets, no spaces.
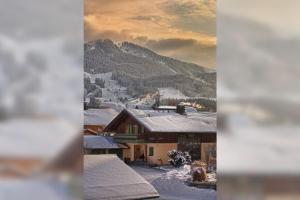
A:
158,88,188,99
84,39,216,98
85,72,130,110
84,71,216,112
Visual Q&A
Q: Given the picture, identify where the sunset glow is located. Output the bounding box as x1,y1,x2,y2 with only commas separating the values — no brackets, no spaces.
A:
85,0,216,68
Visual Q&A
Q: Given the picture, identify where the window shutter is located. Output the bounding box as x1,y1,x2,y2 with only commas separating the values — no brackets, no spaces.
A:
149,147,154,156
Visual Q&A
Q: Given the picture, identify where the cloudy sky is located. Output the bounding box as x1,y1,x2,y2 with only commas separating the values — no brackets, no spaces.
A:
85,0,216,68
219,0,300,38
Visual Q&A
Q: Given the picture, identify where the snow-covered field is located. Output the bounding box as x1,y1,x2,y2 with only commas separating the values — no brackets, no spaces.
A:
158,87,217,101
158,88,188,100
131,165,216,200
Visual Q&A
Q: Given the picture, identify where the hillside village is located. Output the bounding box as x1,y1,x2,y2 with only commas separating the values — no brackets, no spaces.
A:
84,105,216,200
83,40,217,200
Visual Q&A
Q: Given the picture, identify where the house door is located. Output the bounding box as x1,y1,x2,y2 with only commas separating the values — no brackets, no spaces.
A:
134,145,145,161
134,145,141,160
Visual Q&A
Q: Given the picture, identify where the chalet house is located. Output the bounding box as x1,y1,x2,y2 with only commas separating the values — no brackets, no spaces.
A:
84,108,119,135
104,108,216,165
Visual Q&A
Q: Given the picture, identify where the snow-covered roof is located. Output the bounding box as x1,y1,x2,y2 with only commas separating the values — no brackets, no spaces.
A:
126,109,216,133
84,155,159,200
84,108,119,125
157,106,176,110
0,119,79,160
84,135,125,149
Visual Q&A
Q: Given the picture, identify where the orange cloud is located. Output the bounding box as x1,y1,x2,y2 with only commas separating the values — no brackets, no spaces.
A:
84,0,216,68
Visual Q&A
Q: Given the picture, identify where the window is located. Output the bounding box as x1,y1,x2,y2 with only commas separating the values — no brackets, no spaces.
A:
128,124,139,134
127,124,132,134
140,126,145,134
90,149,106,154
178,135,201,160
133,125,139,134
149,147,154,156
201,143,216,163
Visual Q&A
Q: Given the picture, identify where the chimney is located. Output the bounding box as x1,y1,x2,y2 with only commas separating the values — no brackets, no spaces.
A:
176,103,186,115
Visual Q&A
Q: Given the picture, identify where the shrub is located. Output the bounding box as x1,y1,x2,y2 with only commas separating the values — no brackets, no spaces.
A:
192,167,207,182
168,150,192,167
191,161,207,171
191,161,208,182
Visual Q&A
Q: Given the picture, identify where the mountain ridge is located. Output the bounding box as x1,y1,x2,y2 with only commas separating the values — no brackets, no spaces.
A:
84,39,216,97
84,39,214,75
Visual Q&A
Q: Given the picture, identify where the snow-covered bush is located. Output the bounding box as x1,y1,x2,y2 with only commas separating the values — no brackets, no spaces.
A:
168,150,192,167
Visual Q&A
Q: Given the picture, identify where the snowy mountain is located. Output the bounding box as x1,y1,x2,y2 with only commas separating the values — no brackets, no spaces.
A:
84,39,216,97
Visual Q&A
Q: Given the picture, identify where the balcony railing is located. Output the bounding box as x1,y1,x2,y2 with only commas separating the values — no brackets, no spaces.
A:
113,133,145,143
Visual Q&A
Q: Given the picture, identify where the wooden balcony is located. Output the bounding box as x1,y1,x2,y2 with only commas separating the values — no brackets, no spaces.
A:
113,133,146,143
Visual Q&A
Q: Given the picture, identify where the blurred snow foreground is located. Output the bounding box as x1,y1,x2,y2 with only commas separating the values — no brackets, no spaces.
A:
218,0,300,199
0,0,82,199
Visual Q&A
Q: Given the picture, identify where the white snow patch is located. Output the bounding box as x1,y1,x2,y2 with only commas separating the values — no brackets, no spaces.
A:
165,165,191,181
158,87,188,99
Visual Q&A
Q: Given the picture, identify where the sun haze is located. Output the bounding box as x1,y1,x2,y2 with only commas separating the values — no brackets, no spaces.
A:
85,0,216,68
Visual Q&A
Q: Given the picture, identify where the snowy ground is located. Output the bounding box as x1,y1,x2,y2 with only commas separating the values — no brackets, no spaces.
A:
131,165,216,200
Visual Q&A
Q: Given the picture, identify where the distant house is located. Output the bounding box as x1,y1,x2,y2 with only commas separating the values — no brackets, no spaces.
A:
84,108,119,135
104,108,216,165
84,135,127,158
84,155,159,200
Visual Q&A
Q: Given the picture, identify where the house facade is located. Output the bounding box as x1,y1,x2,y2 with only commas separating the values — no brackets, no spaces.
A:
104,109,216,165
